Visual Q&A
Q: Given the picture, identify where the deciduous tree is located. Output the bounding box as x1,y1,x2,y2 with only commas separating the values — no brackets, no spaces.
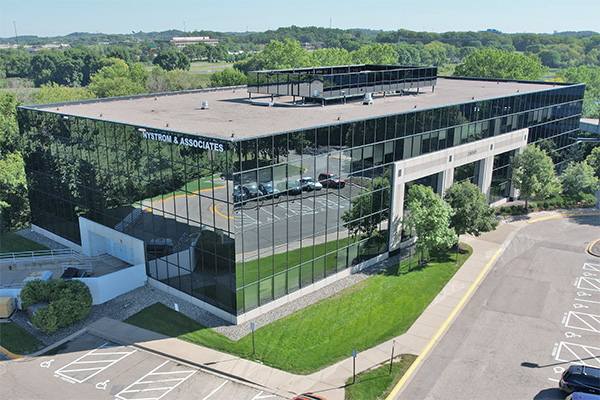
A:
403,184,456,263
444,181,498,243
511,145,561,210
560,161,599,197
454,48,546,80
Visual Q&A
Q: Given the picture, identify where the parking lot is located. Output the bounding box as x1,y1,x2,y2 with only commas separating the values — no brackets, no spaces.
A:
399,214,600,400
0,333,284,400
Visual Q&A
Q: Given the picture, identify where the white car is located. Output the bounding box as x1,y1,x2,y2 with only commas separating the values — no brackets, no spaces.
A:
299,177,323,191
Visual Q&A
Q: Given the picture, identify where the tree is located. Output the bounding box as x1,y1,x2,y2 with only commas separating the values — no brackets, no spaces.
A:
341,176,390,239
560,161,599,197
454,48,546,80
511,145,562,210
210,67,247,87
35,83,94,104
403,184,456,263
153,50,190,71
444,181,498,241
87,59,147,98
586,146,600,177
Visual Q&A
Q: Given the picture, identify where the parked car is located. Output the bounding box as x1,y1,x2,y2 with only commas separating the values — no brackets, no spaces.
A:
291,395,327,400
233,185,249,204
566,393,600,400
560,365,600,394
318,172,345,188
278,180,302,195
299,177,323,191
259,182,280,198
245,184,260,200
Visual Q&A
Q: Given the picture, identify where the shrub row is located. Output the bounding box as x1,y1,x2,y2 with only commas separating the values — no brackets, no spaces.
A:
21,279,92,334
495,193,597,216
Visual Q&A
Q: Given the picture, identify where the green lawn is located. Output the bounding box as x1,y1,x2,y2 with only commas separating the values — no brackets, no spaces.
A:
0,322,44,354
0,231,49,253
344,354,417,400
189,61,233,74
125,244,472,374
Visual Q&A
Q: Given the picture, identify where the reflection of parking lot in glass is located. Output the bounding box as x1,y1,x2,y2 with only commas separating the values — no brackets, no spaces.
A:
233,194,348,230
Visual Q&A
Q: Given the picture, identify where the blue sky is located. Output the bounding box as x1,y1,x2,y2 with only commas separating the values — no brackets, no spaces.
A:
1,0,598,38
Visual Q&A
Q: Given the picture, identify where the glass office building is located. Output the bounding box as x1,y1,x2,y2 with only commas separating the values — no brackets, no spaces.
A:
18,67,584,323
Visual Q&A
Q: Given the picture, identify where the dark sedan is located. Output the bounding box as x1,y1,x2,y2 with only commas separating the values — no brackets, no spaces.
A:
259,182,280,199
560,365,600,395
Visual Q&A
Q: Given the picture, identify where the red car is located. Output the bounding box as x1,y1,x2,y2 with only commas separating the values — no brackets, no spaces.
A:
318,172,345,189
292,394,327,400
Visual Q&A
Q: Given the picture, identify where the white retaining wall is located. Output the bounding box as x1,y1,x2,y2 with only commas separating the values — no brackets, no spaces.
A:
76,263,147,305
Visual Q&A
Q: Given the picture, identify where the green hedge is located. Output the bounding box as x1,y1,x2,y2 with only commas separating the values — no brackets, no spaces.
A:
21,279,92,334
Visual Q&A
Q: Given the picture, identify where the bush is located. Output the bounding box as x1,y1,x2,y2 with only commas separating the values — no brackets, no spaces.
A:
31,304,58,334
21,279,92,334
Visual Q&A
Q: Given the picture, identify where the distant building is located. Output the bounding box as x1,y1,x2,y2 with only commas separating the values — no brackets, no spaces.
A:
170,36,219,48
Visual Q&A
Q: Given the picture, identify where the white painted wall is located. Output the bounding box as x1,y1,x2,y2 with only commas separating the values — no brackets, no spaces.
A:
76,263,146,305
79,217,145,265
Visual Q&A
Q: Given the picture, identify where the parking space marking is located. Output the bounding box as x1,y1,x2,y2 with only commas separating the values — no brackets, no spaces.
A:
54,343,136,384
201,381,228,400
584,263,600,272
577,277,600,292
565,311,600,333
555,342,600,368
115,360,197,400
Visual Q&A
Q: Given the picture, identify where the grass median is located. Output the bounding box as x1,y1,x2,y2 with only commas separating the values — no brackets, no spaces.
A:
125,244,472,374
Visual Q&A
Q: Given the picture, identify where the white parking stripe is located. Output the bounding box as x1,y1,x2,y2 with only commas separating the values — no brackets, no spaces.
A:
115,360,197,400
54,343,136,383
202,381,229,400
565,311,600,333
578,278,600,292
555,342,600,368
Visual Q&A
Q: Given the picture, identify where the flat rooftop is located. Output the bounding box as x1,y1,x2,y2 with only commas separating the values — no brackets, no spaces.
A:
33,77,562,140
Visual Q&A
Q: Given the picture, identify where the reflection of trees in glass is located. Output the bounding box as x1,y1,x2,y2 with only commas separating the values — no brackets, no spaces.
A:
341,175,390,239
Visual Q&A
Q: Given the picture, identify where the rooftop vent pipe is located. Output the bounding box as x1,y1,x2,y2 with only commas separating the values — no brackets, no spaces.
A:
201,101,209,109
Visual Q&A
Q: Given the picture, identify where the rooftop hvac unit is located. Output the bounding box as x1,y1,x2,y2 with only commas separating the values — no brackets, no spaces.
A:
201,101,209,109
363,93,373,105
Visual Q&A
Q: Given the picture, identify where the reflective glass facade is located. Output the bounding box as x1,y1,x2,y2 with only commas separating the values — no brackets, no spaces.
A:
18,80,584,317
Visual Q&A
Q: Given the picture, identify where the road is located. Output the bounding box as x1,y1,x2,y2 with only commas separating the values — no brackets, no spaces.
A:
399,214,600,400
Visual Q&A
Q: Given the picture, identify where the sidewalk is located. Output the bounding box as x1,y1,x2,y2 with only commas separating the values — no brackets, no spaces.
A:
24,209,600,399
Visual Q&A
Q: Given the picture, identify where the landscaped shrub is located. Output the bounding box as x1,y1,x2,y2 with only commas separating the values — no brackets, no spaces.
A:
21,279,92,334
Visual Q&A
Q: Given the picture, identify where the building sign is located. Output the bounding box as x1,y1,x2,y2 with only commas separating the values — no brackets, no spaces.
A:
141,130,225,152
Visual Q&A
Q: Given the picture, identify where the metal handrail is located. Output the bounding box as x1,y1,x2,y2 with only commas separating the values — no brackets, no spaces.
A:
0,248,77,264
0,248,108,265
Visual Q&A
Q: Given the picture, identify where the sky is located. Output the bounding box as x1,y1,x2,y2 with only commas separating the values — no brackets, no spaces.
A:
1,0,599,39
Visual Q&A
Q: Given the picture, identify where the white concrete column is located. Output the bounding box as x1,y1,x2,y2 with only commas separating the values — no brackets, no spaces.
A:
441,165,455,196
478,155,495,201
388,164,405,252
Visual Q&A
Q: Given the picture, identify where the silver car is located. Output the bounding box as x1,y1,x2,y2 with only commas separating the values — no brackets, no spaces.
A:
299,177,323,191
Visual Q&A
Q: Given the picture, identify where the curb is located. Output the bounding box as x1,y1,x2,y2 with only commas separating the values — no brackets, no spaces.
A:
588,238,600,258
0,345,22,359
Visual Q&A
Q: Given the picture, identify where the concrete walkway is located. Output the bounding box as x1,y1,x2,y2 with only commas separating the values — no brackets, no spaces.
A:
23,209,600,399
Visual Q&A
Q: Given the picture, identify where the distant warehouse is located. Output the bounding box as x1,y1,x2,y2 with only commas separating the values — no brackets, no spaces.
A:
18,65,584,324
170,36,219,48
